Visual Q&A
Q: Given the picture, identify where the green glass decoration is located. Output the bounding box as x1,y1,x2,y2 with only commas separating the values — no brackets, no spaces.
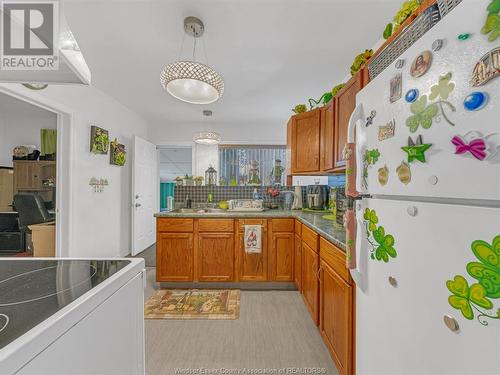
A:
481,0,500,42
446,235,499,326
458,33,471,40
363,208,397,263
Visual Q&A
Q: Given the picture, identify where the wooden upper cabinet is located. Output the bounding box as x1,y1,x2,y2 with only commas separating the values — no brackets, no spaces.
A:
321,100,336,171
156,233,194,282
333,70,366,172
197,233,234,282
320,260,353,375
292,108,322,173
13,161,56,192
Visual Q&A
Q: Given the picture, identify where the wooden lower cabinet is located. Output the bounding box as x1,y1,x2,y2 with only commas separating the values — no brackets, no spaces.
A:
302,241,319,325
294,233,302,291
156,232,194,281
237,219,268,281
197,233,234,281
320,260,353,375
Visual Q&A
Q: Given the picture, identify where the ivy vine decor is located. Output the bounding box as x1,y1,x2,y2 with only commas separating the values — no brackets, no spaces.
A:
481,0,500,42
362,149,380,189
383,0,420,40
446,235,499,326
363,208,397,262
406,72,456,132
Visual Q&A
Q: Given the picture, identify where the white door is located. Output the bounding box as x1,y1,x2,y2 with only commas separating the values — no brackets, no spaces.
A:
354,198,500,375
131,136,158,256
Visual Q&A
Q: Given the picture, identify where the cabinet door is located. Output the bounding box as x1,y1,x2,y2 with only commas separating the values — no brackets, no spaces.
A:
302,242,319,325
292,109,321,173
269,232,294,281
156,233,193,282
334,73,362,171
14,162,41,190
238,229,268,281
321,101,336,171
320,261,353,375
197,233,234,282
294,234,302,291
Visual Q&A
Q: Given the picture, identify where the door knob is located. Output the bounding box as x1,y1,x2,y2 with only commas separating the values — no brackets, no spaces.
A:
135,203,141,208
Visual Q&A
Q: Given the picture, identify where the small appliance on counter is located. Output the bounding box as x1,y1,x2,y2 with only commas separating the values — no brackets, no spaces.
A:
280,191,296,211
333,186,347,225
291,186,302,209
306,185,329,210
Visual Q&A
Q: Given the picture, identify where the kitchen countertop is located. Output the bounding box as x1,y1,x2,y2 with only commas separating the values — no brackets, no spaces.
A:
155,210,346,250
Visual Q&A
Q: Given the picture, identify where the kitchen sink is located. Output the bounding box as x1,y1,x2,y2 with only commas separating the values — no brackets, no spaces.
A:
171,208,227,214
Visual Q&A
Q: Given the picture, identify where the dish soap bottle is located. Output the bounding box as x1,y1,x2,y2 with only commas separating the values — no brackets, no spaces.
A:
252,188,260,200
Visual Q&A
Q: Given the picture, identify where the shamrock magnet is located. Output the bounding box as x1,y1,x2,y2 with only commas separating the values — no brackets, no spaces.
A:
401,135,432,163
406,95,438,133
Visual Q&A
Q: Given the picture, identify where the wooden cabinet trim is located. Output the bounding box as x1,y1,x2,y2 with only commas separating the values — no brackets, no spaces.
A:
320,237,351,284
198,218,234,233
157,218,194,232
302,225,319,252
270,218,294,233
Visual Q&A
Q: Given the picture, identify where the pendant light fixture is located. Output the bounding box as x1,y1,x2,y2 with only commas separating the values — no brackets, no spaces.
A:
161,17,224,104
193,110,222,145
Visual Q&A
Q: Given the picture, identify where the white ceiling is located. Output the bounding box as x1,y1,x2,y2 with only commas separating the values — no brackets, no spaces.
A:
63,0,401,138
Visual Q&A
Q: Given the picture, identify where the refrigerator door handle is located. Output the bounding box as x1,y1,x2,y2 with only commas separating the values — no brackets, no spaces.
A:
345,103,364,198
350,215,368,292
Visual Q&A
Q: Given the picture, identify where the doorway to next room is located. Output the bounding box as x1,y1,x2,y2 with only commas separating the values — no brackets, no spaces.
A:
0,92,58,258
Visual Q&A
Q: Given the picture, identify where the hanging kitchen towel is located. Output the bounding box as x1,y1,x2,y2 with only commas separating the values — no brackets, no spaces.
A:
244,225,262,253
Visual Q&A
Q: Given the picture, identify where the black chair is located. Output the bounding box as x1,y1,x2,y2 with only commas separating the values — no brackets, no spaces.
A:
13,193,54,232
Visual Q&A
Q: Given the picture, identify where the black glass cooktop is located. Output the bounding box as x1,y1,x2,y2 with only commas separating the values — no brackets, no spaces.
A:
0,259,130,350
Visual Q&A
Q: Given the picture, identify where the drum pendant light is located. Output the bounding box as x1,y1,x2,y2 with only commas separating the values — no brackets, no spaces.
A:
160,17,224,104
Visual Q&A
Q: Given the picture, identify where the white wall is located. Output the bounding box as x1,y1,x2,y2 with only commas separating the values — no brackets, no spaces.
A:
0,93,57,167
192,143,218,179
0,83,150,258
159,147,192,182
149,121,286,145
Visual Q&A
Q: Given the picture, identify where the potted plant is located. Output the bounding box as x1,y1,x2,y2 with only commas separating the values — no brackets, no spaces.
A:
194,176,204,186
174,176,184,186
184,174,194,186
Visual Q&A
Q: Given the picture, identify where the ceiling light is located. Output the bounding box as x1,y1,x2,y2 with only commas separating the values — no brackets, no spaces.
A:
161,17,224,104
193,131,221,145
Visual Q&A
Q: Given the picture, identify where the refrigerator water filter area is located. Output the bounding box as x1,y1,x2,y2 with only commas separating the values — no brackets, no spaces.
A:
350,1,500,374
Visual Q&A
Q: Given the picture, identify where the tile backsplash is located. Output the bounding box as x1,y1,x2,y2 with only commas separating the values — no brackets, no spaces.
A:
174,186,304,208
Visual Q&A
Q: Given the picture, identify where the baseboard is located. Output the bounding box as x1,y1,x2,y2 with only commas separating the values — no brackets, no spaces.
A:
159,282,298,290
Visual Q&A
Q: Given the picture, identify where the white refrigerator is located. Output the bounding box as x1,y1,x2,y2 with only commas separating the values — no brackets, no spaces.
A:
345,1,500,374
